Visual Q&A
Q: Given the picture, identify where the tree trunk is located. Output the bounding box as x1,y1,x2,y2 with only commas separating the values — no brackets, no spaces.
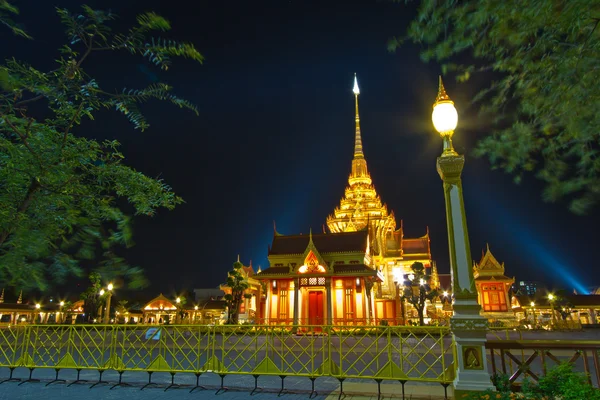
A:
417,308,425,326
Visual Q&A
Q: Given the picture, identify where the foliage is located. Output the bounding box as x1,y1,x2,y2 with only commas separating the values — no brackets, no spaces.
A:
175,296,187,323
223,260,252,324
550,290,574,320
393,0,600,214
0,6,203,291
79,272,104,323
59,299,73,323
0,1,30,38
401,262,438,325
115,299,128,323
462,363,600,399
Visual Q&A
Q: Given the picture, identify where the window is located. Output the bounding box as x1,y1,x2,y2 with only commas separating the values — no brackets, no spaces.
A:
299,277,326,286
345,288,354,320
335,261,344,265
349,260,360,265
279,289,288,320
481,283,507,312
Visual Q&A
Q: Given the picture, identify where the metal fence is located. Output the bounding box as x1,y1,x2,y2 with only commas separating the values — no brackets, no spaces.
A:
0,324,455,395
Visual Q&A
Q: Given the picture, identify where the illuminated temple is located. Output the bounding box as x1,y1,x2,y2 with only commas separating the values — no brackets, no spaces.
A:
254,76,439,326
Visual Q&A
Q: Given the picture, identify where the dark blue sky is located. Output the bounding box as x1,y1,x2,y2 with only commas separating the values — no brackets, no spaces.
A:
6,0,597,297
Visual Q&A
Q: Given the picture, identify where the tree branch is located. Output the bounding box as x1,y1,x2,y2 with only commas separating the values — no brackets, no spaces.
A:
62,102,84,149
75,34,94,68
0,111,44,168
0,178,41,248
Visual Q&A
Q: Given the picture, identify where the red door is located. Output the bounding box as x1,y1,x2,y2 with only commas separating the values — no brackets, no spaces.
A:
308,291,324,330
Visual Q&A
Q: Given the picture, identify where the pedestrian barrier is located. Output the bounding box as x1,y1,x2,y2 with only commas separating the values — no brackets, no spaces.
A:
0,324,455,397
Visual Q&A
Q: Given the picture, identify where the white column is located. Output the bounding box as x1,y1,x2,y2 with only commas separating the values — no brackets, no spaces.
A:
437,154,494,394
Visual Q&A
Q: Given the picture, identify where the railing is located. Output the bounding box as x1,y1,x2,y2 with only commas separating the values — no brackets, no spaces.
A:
252,317,451,327
0,324,455,396
486,340,600,389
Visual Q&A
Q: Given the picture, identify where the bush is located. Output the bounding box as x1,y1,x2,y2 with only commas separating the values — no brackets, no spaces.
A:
462,363,600,400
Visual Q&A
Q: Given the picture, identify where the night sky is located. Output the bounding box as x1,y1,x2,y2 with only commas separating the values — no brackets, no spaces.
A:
5,0,598,299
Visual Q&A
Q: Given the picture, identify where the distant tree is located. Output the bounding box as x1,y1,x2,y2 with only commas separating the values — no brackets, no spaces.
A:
392,0,600,214
79,272,104,323
552,290,574,321
0,6,203,291
402,262,438,325
175,296,187,324
115,299,128,323
224,260,252,325
59,300,73,324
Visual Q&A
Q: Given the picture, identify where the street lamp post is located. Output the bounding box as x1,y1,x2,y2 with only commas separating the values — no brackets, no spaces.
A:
432,77,494,394
548,293,557,328
104,283,113,324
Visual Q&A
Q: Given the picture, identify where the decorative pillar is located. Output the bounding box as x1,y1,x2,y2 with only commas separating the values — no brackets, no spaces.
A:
326,278,332,325
365,279,373,325
433,77,494,394
265,281,271,324
293,278,300,325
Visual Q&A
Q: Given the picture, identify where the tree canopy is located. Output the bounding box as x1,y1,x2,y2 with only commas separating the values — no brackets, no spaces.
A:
0,4,203,292
223,260,252,324
393,0,600,214
401,261,438,325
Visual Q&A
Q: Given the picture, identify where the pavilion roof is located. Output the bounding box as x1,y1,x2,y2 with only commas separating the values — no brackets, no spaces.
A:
269,231,368,255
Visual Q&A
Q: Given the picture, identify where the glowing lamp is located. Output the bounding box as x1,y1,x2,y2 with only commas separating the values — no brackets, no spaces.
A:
100,289,105,296
176,297,181,304
35,303,41,309
530,302,535,307
107,283,114,291
194,305,199,310
548,293,555,301
59,301,64,307
419,278,426,286
432,101,458,135
443,291,449,297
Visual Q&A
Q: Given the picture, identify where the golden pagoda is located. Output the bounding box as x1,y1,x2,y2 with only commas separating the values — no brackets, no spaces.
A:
326,74,396,244
326,75,434,314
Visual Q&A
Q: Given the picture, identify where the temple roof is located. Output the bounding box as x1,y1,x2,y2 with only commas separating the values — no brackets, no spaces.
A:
333,264,375,275
402,235,431,258
269,231,368,255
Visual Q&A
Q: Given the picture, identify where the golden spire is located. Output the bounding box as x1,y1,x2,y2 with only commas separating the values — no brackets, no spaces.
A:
17,290,22,304
353,73,364,159
435,75,451,105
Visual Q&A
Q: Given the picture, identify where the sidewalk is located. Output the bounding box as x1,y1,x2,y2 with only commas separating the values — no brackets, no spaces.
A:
0,368,452,400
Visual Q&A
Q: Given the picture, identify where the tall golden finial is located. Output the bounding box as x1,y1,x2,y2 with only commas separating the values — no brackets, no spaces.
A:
16,290,22,304
353,73,364,159
435,75,451,105
0,288,4,304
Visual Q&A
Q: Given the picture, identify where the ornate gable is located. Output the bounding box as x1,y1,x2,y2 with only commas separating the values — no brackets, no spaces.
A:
473,245,508,279
295,230,328,273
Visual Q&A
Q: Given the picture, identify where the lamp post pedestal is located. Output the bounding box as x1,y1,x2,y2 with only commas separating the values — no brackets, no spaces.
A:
437,152,494,394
